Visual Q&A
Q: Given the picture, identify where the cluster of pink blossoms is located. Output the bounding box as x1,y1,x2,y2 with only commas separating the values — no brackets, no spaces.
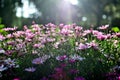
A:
0,23,120,80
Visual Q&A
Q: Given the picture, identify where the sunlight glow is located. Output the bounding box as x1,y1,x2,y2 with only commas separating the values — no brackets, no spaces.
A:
16,0,38,18
65,0,78,5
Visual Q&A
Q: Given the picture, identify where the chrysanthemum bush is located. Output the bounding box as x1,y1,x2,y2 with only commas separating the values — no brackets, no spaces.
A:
0,23,120,80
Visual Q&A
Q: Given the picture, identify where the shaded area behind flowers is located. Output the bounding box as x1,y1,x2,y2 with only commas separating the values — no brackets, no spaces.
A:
0,23,120,80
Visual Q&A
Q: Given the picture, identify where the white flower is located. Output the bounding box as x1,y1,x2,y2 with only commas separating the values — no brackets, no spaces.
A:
70,54,85,61
0,65,7,72
4,58,16,68
0,49,5,54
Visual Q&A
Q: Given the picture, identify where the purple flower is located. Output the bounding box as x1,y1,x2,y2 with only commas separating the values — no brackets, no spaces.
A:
41,77,49,80
56,55,67,61
77,43,89,50
4,50,15,56
4,58,17,68
32,57,44,64
74,77,85,80
69,69,79,74
25,67,36,72
69,59,76,63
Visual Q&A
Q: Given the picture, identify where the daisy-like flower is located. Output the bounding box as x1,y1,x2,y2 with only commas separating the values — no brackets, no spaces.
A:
25,67,36,72
3,27,17,31
53,42,60,48
32,57,44,64
77,43,89,50
86,41,98,49
96,34,107,40
56,55,67,61
69,54,85,61
0,34,5,41
98,24,109,30
0,48,5,54
4,58,19,68
0,65,7,72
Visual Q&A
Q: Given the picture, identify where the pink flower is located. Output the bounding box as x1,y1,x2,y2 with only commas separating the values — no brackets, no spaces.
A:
118,76,120,80
60,28,70,36
59,23,64,29
98,24,109,30
46,38,55,42
53,42,60,48
23,25,28,30
116,32,120,37
13,31,25,38
6,34,13,38
75,26,83,31
33,43,41,48
77,43,89,50
96,34,107,40
32,24,41,31
7,41,15,45
25,67,36,72
56,55,67,61
92,30,103,36
83,30,91,36
87,41,98,49
13,78,20,80
3,27,17,31
45,23,56,28
25,32,35,39
0,34,5,41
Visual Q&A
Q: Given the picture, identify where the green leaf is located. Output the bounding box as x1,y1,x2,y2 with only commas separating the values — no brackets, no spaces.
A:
112,27,120,32
0,24,5,29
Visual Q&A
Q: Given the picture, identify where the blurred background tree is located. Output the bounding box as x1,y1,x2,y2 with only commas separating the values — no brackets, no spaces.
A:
0,0,22,27
0,0,120,28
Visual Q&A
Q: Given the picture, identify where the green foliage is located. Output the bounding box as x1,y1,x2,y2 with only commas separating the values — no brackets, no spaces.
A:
0,0,22,27
0,24,119,80
112,27,120,32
